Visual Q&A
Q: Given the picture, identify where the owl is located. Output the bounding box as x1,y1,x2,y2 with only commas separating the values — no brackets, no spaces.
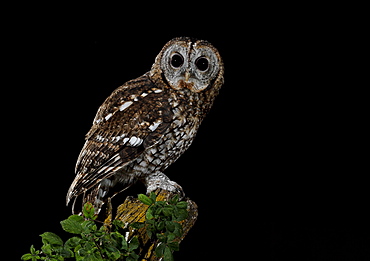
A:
66,37,224,214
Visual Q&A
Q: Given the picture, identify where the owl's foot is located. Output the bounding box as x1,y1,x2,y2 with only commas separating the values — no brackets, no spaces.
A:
144,171,184,198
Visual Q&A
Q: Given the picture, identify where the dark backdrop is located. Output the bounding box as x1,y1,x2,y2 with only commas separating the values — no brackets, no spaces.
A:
5,4,366,261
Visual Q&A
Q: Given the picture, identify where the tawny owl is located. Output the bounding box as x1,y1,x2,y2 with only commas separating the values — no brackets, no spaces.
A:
66,37,224,214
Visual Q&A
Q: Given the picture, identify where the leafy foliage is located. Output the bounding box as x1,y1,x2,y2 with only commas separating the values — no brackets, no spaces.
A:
21,203,139,261
22,193,188,261
132,192,188,261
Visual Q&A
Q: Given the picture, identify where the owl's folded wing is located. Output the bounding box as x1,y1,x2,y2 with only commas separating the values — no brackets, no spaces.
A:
67,75,174,203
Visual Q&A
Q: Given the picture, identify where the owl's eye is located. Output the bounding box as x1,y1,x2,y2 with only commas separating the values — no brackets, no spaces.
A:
170,53,184,68
195,57,209,71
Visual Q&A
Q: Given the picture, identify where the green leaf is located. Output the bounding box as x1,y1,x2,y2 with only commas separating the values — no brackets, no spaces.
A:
175,209,188,221
109,231,128,251
60,247,74,258
150,192,157,202
165,221,176,233
173,223,183,237
81,220,97,233
155,242,166,257
82,202,96,220
156,201,166,207
163,205,174,217
169,194,179,205
21,253,35,260
41,244,52,255
76,248,102,261
64,237,81,249
60,217,84,234
67,212,85,223
146,218,155,225
156,233,166,242
138,194,153,205
112,219,125,230
156,221,165,231
176,201,188,209
127,252,139,261
120,235,128,251
168,241,179,251
40,232,63,247
164,245,174,261
155,206,163,216
104,245,121,259
69,214,84,222
128,236,139,251
166,233,176,243
130,222,145,229
147,229,153,239
146,208,154,220
30,245,39,255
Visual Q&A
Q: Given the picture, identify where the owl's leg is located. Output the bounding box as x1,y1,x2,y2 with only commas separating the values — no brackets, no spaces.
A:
84,177,116,215
92,175,135,213
144,171,184,197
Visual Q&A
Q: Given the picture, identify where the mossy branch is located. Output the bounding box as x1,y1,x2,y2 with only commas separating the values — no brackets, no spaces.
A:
22,189,198,261
106,189,198,261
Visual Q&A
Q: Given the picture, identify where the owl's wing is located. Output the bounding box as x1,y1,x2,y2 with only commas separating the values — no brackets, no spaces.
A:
67,75,173,202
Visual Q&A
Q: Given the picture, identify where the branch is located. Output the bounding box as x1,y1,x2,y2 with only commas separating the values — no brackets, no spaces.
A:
105,189,198,261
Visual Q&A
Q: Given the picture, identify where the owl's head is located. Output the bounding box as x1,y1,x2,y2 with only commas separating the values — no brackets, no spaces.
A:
150,37,224,93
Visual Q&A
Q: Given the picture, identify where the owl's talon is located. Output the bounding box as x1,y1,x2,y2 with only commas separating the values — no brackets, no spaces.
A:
145,171,185,198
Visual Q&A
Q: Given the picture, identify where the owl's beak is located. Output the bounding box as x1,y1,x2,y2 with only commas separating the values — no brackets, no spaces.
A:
184,68,196,83
184,71,191,82
178,69,195,90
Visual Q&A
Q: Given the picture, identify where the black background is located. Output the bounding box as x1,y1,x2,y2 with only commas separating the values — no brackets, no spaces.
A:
5,4,367,261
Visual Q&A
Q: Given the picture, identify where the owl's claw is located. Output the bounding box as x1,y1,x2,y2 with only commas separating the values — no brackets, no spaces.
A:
145,171,185,199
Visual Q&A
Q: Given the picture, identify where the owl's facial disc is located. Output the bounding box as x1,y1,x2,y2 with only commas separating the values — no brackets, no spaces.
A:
160,40,221,92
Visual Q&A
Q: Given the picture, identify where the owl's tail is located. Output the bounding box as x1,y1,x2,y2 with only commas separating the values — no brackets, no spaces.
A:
67,177,133,215
66,178,112,215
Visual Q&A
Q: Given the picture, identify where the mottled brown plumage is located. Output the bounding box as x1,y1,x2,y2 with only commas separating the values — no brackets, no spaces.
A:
67,37,224,213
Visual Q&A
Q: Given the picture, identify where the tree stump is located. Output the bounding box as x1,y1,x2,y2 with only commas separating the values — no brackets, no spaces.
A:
105,189,198,261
